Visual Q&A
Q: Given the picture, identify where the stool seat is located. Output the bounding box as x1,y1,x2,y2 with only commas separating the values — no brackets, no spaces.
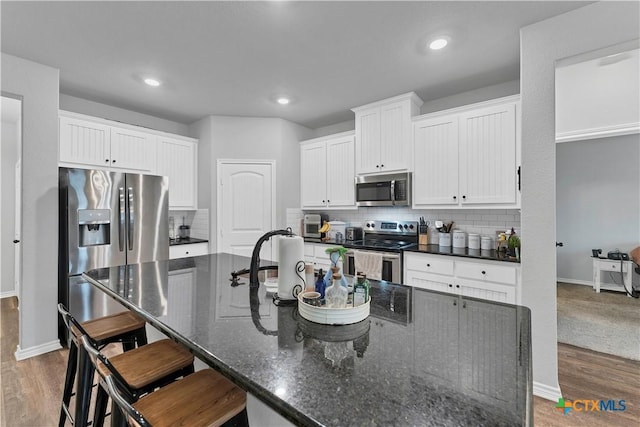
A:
132,369,247,427
71,311,146,343
97,339,194,389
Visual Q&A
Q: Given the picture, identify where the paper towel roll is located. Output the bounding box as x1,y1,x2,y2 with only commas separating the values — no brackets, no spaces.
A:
278,235,305,300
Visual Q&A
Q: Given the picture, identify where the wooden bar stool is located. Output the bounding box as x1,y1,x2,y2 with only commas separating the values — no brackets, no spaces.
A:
106,369,248,427
80,336,248,427
79,335,196,427
58,304,148,427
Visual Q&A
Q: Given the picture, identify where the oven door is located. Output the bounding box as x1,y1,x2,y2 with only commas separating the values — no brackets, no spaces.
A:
345,250,401,283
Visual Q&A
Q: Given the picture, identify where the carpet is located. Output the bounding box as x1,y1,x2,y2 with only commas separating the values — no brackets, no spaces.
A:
557,282,640,360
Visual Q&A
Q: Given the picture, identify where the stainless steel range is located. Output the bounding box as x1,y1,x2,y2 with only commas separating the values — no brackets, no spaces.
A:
343,220,418,283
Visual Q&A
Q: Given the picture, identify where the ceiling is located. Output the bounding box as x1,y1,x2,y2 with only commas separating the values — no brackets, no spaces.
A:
1,1,590,129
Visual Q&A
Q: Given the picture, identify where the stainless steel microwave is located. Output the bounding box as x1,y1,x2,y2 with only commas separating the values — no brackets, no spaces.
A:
355,172,411,207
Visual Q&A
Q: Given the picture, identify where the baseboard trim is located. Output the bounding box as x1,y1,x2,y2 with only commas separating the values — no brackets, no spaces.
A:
557,278,593,287
14,340,62,361
0,290,17,299
533,381,562,401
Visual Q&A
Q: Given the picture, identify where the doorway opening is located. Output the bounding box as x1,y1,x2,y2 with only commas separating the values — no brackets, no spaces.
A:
1,94,23,303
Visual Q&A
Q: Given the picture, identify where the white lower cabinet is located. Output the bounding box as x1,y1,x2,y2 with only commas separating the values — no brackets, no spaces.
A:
303,242,332,272
169,242,209,260
404,252,518,304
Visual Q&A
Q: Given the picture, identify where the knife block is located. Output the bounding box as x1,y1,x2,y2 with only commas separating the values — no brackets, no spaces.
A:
419,233,429,245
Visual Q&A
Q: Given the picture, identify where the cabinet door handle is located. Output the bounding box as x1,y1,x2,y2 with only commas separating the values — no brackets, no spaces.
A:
448,284,453,288
112,159,117,163
453,300,457,306
426,263,431,267
381,164,384,168
481,270,486,275
462,301,467,309
105,159,110,163
453,196,457,200
186,251,189,255
456,284,460,288
518,166,521,191
376,165,379,168
322,200,325,203
327,200,330,203
462,195,466,200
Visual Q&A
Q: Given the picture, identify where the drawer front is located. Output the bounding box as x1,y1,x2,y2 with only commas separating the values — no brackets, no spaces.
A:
456,261,517,285
169,242,209,260
405,253,454,276
405,271,454,294
598,261,627,273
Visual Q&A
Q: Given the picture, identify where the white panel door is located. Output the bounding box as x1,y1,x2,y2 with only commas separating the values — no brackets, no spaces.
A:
326,135,355,208
219,161,274,259
459,103,517,205
109,127,156,172
59,116,111,167
157,137,197,209
413,115,459,206
355,108,381,174
300,141,327,208
380,102,408,172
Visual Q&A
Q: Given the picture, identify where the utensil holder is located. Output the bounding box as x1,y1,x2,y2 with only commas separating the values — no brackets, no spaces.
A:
438,232,451,247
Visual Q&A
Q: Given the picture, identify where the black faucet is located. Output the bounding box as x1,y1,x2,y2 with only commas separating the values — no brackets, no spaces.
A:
248,228,293,288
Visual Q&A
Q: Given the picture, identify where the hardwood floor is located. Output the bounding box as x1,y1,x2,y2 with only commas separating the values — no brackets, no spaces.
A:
1,296,639,426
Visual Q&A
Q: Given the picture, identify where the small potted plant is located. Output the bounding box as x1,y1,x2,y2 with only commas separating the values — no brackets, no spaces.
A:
507,228,521,258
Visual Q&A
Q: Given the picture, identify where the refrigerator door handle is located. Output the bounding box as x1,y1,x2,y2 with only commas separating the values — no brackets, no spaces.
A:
118,187,125,252
128,187,134,251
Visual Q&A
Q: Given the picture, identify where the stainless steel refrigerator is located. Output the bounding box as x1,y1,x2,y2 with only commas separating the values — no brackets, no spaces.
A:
58,167,169,342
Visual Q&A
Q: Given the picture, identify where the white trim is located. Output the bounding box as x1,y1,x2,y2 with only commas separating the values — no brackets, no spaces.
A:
533,381,563,402
555,122,640,143
299,130,355,146
352,91,424,113
0,290,17,299
14,340,62,361
58,110,198,143
216,160,277,254
556,278,593,287
412,95,521,122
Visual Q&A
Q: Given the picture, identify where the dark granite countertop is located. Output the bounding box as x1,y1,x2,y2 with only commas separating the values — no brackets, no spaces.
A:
304,239,520,264
406,244,521,263
169,237,209,246
83,253,531,427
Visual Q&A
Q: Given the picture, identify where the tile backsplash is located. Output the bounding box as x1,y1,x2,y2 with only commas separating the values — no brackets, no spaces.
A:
169,209,209,239
303,207,520,237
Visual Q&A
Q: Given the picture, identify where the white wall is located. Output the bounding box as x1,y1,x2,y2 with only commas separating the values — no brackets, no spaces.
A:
60,93,192,137
1,53,61,356
190,116,312,248
1,119,19,296
520,1,640,400
556,135,640,284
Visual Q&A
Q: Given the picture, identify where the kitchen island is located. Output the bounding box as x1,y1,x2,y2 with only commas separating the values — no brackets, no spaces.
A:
83,253,532,426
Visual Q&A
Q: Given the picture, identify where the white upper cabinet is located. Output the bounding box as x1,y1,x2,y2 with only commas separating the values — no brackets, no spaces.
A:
109,126,156,172
156,136,198,209
413,115,459,206
459,102,517,205
59,111,199,209
59,116,111,168
413,96,520,209
353,92,423,174
300,131,355,210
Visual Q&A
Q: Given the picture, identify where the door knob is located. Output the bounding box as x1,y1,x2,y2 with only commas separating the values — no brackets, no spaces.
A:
556,242,564,247
13,239,20,244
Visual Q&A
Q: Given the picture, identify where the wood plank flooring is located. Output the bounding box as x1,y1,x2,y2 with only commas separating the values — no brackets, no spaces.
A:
1,296,639,426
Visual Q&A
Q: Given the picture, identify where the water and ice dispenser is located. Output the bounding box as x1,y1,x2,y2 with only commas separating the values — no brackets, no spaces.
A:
78,209,111,247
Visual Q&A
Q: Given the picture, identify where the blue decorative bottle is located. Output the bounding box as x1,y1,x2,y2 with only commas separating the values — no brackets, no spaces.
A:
315,268,326,299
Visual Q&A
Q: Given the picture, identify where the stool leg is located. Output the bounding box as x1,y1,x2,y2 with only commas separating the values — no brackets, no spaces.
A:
136,327,147,346
93,385,109,427
59,341,78,427
74,347,95,427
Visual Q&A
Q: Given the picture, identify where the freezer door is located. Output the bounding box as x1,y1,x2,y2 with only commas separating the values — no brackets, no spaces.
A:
125,173,169,263
65,168,127,275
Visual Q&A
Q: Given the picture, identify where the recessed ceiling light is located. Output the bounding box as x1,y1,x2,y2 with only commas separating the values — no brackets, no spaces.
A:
144,78,161,87
276,97,290,105
429,38,448,50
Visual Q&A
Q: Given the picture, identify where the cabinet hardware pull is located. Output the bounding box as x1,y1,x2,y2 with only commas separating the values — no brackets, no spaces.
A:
426,264,431,267
481,270,486,275
453,300,457,306
376,165,379,168
105,159,109,162
448,284,453,288
381,164,384,168
453,196,457,200
112,159,116,163
518,166,521,191
462,301,467,309
456,284,460,288
462,195,466,200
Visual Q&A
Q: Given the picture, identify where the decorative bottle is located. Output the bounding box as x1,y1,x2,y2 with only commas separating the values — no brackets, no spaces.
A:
353,273,370,307
315,268,326,299
325,273,348,308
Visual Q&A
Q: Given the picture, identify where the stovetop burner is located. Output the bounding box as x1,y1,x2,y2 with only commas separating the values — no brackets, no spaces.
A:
344,219,419,252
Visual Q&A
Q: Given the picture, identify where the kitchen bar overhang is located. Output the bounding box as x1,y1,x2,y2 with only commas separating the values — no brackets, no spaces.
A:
82,253,532,427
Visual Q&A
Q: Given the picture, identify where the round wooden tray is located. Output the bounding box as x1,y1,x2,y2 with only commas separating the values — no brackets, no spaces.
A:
297,293,370,325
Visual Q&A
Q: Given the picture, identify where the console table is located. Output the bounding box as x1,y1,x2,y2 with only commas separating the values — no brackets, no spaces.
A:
592,257,633,296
